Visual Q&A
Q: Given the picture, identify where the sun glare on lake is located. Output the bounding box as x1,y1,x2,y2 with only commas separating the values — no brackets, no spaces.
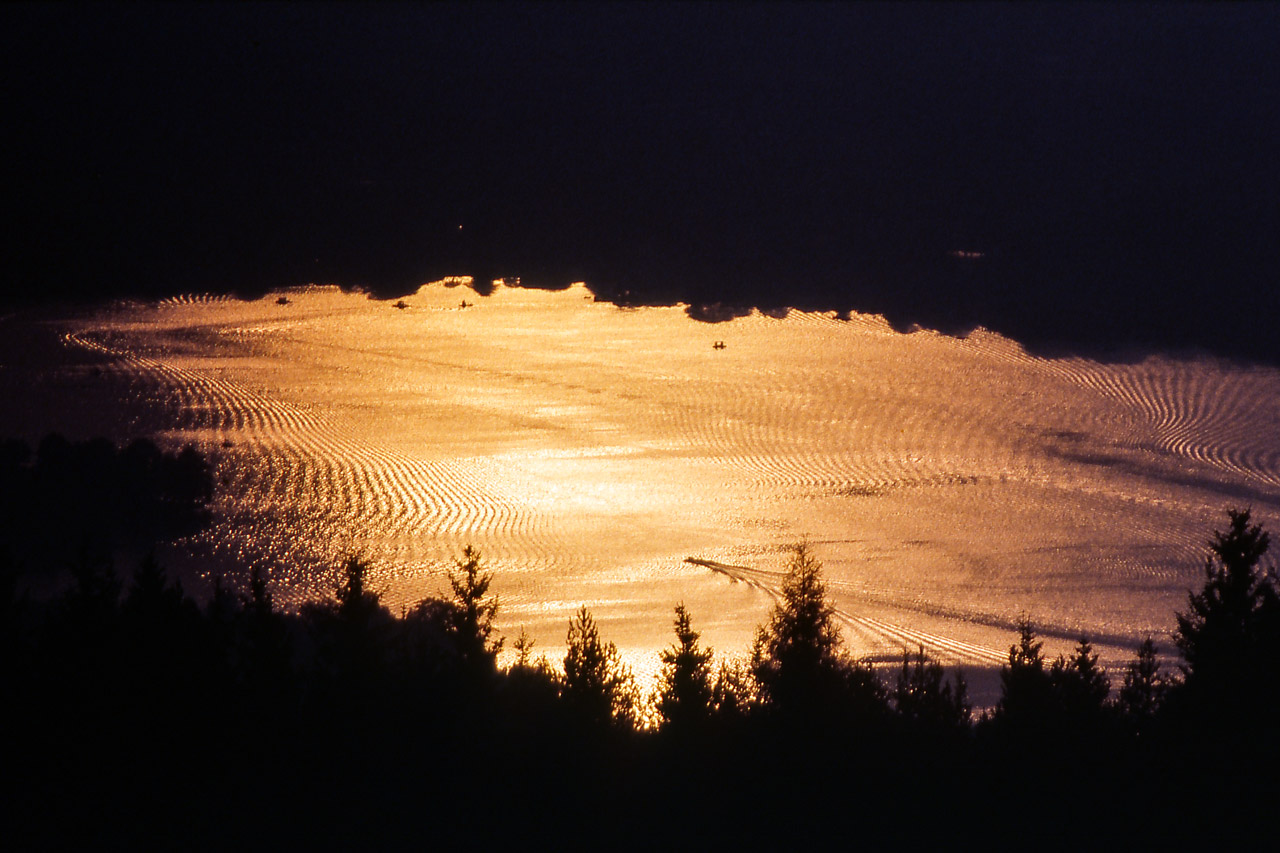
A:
15,280,1280,687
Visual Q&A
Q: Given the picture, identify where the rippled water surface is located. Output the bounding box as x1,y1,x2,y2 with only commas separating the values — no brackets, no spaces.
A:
11,282,1280,685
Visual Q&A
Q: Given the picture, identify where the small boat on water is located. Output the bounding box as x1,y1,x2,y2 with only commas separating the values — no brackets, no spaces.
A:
713,340,726,350
394,300,409,310
276,296,290,305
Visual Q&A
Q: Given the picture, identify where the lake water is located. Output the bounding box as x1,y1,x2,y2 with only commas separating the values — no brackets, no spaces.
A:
6,281,1279,695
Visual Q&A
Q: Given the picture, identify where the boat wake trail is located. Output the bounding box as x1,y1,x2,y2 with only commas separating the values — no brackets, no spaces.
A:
685,557,1007,666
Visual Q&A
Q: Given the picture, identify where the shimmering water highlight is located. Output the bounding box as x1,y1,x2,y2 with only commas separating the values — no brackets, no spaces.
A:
34,282,1280,682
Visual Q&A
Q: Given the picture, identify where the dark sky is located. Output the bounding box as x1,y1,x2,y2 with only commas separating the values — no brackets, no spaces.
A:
6,2,1280,360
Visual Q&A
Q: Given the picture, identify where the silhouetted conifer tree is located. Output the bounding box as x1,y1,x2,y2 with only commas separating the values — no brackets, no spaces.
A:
1117,637,1165,724
336,556,380,620
240,563,294,695
995,617,1054,727
123,552,187,622
506,627,557,688
399,547,502,691
304,556,394,689
121,554,206,693
246,562,274,620
1174,510,1279,697
1049,636,1111,721
711,659,755,722
751,543,886,722
445,545,503,670
206,572,238,621
656,603,714,730
198,573,240,692
562,606,637,728
498,627,561,735
894,645,971,732
402,595,458,679
512,627,535,669
751,543,841,709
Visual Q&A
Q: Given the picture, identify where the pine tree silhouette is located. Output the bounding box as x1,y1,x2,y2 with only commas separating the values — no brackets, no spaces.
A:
1049,637,1111,721
656,603,714,730
563,607,636,728
751,543,842,711
1174,509,1280,719
894,645,971,731
751,543,886,722
995,616,1053,727
445,545,503,670
1117,637,1164,724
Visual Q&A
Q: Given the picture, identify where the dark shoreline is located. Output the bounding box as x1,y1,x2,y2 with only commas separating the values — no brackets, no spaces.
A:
4,272,1275,371
8,3,1280,372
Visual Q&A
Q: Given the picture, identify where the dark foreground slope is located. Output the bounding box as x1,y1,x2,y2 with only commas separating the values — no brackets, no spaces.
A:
4,490,1278,848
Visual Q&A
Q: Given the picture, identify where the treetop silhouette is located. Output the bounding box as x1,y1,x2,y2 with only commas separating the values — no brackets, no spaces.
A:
1117,636,1165,724
657,602,715,730
1173,508,1280,722
751,542,886,720
1049,636,1111,721
894,645,971,731
1176,510,1277,676
563,606,638,728
994,616,1052,726
445,544,503,669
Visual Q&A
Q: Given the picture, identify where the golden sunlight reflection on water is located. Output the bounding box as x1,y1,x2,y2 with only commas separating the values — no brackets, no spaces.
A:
36,282,1280,689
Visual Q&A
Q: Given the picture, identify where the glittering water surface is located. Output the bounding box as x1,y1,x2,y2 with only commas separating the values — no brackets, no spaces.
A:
25,282,1280,684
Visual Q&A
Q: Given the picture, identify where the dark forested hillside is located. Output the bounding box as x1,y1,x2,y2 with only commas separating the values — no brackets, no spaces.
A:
2,441,1277,846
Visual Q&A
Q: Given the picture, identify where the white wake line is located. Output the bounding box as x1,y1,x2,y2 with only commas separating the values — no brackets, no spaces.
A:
685,558,1007,666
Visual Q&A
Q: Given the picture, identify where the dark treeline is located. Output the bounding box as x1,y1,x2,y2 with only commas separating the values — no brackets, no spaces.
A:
4,440,1278,846
1,434,212,577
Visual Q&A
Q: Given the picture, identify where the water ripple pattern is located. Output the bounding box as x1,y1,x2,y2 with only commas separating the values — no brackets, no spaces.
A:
53,282,1280,672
